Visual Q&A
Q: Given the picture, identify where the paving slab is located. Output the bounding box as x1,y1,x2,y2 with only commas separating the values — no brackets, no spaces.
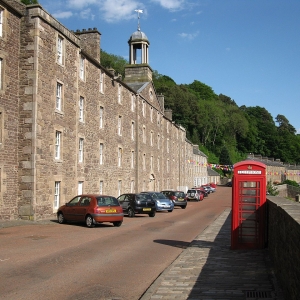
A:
140,208,285,300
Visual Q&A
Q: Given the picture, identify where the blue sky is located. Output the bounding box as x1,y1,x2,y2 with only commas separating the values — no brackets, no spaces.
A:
39,0,300,133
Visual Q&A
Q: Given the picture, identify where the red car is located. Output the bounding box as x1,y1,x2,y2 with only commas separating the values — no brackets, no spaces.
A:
57,194,124,228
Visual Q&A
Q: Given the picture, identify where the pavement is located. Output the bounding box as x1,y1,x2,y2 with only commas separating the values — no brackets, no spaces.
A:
1,208,285,300
0,218,55,228
140,208,285,300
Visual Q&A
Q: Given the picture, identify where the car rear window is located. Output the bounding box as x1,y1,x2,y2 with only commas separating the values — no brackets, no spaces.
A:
136,194,151,201
187,190,196,193
175,192,185,198
96,196,119,206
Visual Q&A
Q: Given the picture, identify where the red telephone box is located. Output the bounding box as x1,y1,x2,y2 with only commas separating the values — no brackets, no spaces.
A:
231,160,266,250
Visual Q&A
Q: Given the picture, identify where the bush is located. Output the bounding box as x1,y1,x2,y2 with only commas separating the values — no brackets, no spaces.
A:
267,180,279,196
282,179,299,187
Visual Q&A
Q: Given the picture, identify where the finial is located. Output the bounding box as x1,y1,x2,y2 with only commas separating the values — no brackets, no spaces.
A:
134,9,143,31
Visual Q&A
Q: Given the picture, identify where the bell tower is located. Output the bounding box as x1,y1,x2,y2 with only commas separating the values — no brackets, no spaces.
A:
124,10,153,83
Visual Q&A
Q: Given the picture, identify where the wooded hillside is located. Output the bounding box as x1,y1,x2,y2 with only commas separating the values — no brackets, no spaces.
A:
101,49,300,165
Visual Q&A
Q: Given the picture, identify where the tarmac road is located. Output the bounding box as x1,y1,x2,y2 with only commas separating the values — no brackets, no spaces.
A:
0,186,232,300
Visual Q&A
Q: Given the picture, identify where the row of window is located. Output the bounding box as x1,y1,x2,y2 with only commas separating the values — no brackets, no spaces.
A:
56,82,166,129
55,131,173,171
56,92,173,148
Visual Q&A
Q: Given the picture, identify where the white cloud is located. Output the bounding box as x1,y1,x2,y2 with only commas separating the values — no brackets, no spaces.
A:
80,8,95,20
151,0,185,11
101,0,143,23
67,0,98,10
52,11,73,19
178,31,199,40
65,0,143,23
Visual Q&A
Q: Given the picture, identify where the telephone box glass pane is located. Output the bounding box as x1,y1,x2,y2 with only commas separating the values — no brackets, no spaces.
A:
237,180,261,244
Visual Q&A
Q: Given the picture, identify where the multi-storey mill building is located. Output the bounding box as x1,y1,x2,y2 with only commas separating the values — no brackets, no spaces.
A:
0,0,209,220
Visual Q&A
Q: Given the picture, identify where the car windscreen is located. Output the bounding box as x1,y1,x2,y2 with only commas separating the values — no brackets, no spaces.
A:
96,196,119,206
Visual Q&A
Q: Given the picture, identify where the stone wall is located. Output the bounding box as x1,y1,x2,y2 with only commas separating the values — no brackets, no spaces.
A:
0,1,22,220
267,196,300,300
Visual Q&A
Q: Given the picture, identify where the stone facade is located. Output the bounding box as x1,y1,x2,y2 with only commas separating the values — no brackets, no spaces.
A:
0,1,24,219
246,154,300,184
0,0,208,220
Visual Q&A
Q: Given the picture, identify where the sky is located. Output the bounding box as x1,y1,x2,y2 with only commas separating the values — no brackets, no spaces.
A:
38,0,300,133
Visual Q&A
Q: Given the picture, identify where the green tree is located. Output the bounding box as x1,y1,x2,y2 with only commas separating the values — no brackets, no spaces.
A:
187,80,218,101
21,0,38,4
101,49,300,166
219,146,232,165
100,50,127,78
276,114,296,135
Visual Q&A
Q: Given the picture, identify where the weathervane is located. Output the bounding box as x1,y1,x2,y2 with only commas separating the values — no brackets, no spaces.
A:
134,9,143,31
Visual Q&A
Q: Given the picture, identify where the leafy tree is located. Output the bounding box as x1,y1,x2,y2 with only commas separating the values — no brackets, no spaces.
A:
187,80,218,101
276,114,296,135
101,49,300,166
219,146,232,165
21,0,38,4
100,50,127,78
219,94,237,106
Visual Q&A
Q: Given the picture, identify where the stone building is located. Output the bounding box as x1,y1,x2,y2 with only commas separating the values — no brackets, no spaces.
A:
0,0,208,220
246,154,300,184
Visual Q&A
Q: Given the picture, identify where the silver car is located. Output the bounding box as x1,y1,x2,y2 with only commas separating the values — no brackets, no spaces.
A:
140,192,174,212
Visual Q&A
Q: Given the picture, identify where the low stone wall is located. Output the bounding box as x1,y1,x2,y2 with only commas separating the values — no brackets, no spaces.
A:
267,196,300,300
273,184,300,199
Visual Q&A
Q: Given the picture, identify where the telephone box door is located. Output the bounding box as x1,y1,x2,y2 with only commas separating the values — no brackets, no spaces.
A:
231,161,266,250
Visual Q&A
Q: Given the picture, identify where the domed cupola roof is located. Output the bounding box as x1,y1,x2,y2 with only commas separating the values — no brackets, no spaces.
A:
124,9,153,84
128,29,149,44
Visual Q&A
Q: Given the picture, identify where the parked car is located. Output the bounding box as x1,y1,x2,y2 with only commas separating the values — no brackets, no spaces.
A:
194,187,208,198
57,194,124,228
209,183,217,189
117,193,156,217
201,185,213,194
141,191,174,212
202,184,216,193
186,189,203,201
161,190,187,209
226,181,232,187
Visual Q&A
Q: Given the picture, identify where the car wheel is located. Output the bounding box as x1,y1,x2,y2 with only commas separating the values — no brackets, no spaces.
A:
149,211,155,217
57,212,65,224
113,221,123,227
127,208,135,218
181,205,187,209
85,215,95,228
168,209,173,212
